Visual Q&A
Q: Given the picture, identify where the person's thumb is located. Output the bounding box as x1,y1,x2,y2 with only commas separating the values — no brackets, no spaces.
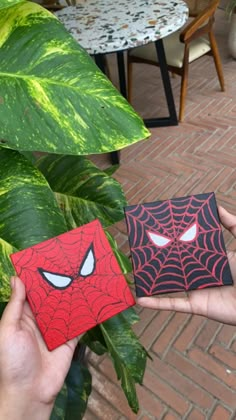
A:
1,277,26,327
218,206,236,238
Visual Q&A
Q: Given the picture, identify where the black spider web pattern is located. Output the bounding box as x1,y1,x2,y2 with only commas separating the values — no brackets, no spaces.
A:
11,220,134,350
125,193,233,297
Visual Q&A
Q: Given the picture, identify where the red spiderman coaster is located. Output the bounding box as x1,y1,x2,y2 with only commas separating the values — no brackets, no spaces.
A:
10,220,135,350
124,192,233,297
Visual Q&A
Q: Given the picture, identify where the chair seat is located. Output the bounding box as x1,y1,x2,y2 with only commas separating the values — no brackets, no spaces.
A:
129,31,211,68
127,0,224,122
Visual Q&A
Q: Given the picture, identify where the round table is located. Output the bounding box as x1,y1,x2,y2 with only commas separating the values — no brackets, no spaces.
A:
55,0,188,163
55,0,188,55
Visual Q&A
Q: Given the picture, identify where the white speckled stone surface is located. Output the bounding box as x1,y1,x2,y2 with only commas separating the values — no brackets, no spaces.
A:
55,0,189,55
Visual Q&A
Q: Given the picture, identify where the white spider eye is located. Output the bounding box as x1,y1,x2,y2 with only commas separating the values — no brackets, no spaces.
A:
79,246,95,277
38,269,73,289
179,223,197,242
147,231,171,247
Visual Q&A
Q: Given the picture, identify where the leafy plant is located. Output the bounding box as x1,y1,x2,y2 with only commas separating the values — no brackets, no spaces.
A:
0,0,150,418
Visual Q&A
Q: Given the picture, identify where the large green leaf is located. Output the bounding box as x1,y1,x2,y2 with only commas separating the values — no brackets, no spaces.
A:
0,0,24,10
101,314,146,384
0,237,16,301
0,148,67,249
50,360,91,420
65,359,92,420
105,230,132,274
121,306,140,325
20,150,37,164
0,2,150,155
82,325,108,355
82,307,140,356
37,154,126,228
100,313,147,413
116,364,138,413
50,383,68,420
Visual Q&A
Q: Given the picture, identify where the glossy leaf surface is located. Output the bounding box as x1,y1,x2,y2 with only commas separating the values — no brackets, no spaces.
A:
0,237,15,301
65,359,92,420
0,2,150,155
50,383,68,420
0,0,24,10
37,154,126,228
100,313,147,413
0,148,67,249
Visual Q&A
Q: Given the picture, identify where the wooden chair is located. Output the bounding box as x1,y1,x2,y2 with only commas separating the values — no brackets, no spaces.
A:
39,0,65,12
127,0,225,122
40,0,87,12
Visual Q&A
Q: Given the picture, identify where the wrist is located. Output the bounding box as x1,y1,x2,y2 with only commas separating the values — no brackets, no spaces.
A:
0,389,54,420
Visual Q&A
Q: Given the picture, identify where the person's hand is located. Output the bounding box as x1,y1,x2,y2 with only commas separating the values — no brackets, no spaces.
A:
0,277,79,420
137,206,236,326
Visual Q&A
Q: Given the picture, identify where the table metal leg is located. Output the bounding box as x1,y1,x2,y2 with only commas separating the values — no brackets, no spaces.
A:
116,51,127,98
144,39,178,128
94,54,120,165
115,40,178,128
94,40,178,163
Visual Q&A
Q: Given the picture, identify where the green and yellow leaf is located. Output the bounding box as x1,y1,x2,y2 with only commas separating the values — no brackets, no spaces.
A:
0,2,150,155
0,236,16,301
0,148,67,249
65,359,92,420
82,325,108,355
0,0,24,11
50,383,68,420
37,154,126,228
100,313,147,413
105,230,132,274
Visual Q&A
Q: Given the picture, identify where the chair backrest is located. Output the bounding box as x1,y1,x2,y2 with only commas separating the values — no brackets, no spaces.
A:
38,0,65,11
180,0,220,44
185,0,213,16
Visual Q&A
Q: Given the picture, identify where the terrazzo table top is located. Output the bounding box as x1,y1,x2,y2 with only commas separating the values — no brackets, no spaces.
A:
55,0,189,55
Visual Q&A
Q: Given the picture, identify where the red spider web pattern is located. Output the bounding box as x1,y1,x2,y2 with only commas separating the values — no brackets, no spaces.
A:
11,220,135,350
125,193,233,297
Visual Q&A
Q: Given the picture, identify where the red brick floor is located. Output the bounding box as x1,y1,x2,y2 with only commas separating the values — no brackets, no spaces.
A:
85,9,236,420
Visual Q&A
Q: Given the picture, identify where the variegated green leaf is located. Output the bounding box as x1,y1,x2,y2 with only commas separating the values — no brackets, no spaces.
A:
0,0,24,11
82,325,108,355
50,383,68,420
20,150,37,164
37,154,126,228
121,307,140,325
100,313,147,413
0,237,16,301
101,314,147,384
116,364,138,414
65,359,92,420
0,2,150,155
105,230,132,274
0,148,67,249
82,307,140,356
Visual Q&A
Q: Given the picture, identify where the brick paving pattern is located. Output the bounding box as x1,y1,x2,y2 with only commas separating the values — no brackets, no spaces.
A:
84,9,236,420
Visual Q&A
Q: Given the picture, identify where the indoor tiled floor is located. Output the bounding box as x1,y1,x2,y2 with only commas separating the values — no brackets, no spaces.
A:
85,8,236,420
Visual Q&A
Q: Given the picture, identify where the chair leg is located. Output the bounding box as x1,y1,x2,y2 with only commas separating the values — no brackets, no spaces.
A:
127,55,133,103
103,56,111,80
209,30,225,91
179,46,190,122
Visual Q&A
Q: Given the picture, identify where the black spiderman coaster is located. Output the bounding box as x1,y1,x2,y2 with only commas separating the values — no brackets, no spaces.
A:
124,192,233,297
